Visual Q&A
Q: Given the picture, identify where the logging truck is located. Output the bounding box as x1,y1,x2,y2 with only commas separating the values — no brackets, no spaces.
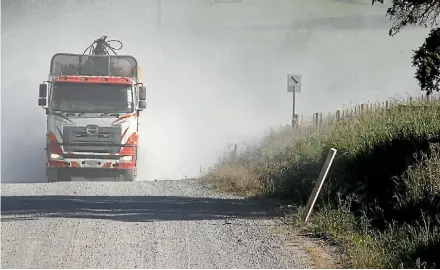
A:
37,36,146,182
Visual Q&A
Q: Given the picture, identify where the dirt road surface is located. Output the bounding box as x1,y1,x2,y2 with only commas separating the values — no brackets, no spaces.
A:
1,179,312,269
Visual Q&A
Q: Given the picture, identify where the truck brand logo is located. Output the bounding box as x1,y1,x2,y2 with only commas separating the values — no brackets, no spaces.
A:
85,125,99,136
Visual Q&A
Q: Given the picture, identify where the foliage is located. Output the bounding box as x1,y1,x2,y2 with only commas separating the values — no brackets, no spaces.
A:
372,0,440,36
373,0,440,94
412,27,440,95
202,98,440,268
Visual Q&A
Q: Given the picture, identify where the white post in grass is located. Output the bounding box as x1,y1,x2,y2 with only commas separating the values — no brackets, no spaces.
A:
303,148,337,222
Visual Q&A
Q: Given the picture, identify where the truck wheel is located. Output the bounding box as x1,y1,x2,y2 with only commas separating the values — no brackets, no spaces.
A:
47,168,71,183
122,169,136,181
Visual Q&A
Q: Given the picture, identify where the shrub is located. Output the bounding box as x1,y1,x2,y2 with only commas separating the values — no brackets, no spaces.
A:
203,97,440,268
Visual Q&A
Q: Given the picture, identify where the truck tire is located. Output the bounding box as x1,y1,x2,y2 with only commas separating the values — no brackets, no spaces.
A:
122,169,136,181
47,168,71,183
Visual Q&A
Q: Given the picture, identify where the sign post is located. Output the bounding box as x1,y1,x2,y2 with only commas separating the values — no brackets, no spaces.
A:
287,74,301,127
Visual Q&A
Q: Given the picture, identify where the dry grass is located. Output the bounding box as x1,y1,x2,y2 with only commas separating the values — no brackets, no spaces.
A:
203,96,440,268
268,223,341,269
202,165,263,196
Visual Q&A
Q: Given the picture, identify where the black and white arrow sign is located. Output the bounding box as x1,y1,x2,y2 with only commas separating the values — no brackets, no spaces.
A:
287,74,301,93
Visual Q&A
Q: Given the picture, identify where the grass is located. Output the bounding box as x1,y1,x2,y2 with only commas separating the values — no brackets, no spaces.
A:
201,96,440,268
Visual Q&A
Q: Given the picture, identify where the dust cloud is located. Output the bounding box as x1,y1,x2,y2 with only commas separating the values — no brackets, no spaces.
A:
1,0,429,183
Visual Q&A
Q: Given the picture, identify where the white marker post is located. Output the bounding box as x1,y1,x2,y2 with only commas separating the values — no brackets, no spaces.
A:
303,148,337,222
287,74,301,127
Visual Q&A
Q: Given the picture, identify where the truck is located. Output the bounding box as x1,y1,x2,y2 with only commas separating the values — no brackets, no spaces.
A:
37,36,146,182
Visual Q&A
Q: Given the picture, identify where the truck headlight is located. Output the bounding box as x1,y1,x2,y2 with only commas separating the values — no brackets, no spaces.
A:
50,153,63,160
120,156,133,161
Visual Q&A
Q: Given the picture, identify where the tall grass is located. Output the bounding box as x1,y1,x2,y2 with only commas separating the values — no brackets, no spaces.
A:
201,97,440,268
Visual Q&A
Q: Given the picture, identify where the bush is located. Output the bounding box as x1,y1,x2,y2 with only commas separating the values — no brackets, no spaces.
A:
202,97,440,268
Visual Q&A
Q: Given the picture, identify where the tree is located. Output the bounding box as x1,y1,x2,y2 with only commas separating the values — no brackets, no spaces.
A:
372,0,440,95
412,28,440,95
372,0,440,36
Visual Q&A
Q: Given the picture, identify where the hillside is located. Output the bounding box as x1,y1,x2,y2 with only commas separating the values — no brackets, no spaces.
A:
202,94,440,268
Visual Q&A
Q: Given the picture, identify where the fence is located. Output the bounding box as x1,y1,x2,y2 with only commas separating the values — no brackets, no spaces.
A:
205,92,440,175
292,93,440,132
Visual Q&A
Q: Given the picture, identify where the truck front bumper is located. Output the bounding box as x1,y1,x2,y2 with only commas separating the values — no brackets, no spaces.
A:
47,152,136,170
47,158,135,169
47,159,136,178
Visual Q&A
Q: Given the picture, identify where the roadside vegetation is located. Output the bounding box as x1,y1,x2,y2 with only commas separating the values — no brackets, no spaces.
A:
201,97,440,268
203,1,440,268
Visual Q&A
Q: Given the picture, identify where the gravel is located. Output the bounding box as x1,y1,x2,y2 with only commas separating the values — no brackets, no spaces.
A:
1,179,313,269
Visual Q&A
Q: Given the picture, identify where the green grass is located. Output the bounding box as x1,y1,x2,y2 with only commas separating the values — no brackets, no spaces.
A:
201,97,440,268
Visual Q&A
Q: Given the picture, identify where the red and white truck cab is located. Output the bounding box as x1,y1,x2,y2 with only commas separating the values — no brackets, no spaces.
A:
38,53,146,182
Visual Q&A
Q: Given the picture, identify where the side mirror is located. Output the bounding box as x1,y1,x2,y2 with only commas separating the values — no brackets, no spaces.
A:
38,98,47,107
39,84,47,98
138,100,146,110
139,86,146,101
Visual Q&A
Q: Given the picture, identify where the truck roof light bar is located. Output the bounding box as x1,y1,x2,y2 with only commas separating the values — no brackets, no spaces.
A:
55,76,133,84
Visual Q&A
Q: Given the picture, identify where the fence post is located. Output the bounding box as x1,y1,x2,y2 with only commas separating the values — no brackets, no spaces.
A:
304,148,338,222
294,114,299,129
314,113,319,130
361,104,366,118
316,113,319,128
292,113,299,128
232,144,237,161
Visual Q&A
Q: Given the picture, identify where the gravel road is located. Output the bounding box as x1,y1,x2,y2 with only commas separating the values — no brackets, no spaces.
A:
1,179,312,269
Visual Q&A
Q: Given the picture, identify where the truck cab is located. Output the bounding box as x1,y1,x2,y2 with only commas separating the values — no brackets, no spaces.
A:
38,53,146,182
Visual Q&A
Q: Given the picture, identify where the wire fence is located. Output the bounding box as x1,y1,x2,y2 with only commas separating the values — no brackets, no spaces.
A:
201,92,440,176
292,93,440,133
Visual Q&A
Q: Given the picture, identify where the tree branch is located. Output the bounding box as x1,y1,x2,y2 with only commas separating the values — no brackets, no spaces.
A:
372,0,440,36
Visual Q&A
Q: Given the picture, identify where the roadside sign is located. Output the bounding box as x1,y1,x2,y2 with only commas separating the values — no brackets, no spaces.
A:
287,74,301,93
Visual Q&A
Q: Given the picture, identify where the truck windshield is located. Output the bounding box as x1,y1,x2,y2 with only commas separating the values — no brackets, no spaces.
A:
50,82,134,113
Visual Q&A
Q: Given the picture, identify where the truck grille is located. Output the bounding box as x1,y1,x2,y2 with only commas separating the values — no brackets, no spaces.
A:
62,126,122,153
